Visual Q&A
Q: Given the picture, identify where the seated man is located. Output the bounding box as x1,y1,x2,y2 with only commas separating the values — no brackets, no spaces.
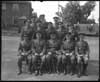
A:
46,31,61,73
75,33,90,77
17,35,32,75
31,31,46,76
61,32,76,75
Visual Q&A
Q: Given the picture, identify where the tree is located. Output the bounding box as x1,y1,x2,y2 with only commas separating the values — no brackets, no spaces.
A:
87,19,96,24
56,1,96,25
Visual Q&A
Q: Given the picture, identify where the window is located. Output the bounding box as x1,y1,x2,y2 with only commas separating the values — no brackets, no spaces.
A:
2,3,6,10
12,4,19,11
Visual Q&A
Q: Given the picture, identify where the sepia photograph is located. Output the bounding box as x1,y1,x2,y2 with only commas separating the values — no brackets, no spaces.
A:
1,1,99,81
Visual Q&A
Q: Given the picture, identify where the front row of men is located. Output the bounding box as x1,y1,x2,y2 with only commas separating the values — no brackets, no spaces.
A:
17,30,90,78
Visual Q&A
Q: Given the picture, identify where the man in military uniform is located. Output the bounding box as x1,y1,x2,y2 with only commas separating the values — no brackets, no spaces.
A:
70,26,79,43
31,31,46,76
30,13,38,31
45,22,56,40
39,14,48,30
53,16,60,30
17,35,32,75
56,22,67,41
75,33,90,77
61,32,76,75
33,20,46,40
46,31,61,73
21,20,34,41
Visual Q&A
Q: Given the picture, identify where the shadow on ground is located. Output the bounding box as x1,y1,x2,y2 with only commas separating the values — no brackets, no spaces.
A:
88,60,99,76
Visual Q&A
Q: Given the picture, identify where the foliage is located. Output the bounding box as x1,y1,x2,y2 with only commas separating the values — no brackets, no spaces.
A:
56,1,96,25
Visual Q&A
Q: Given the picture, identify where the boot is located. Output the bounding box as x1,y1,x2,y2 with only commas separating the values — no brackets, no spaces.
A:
39,71,43,76
83,64,88,76
17,61,22,75
35,70,39,76
17,68,22,75
77,73,81,78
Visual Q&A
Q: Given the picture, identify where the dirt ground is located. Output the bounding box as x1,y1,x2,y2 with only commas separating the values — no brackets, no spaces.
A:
1,36,99,81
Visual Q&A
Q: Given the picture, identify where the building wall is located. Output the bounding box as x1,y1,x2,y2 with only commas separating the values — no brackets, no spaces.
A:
1,1,32,28
74,24,99,34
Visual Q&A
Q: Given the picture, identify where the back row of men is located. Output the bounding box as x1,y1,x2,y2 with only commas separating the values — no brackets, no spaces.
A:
20,14,79,41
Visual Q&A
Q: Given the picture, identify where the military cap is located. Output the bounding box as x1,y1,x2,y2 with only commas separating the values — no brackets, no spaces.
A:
53,16,59,19
40,14,45,17
48,22,53,24
58,22,63,25
34,30,44,38
32,13,37,18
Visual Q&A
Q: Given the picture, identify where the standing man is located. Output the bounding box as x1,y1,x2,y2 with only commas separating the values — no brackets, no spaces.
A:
39,14,48,30
45,22,56,40
21,20,33,41
30,13,38,31
75,33,90,77
56,22,66,41
53,16,60,30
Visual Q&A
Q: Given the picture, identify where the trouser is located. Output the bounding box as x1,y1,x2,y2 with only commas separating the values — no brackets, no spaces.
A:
77,54,89,74
46,52,57,73
32,53,46,75
64,52,76,74
17,54,32,73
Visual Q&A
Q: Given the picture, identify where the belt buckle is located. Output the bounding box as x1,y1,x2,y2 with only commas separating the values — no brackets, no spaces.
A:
21,52,25,56
78,55,83,57
35,53,38,56
48,52,52,55
66,53,69,56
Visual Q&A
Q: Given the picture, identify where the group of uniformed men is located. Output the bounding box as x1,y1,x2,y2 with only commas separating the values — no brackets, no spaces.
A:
17,13,90,78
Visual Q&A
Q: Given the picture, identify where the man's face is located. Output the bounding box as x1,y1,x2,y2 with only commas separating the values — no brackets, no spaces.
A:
24,36,29,41
36,33,41,39
65,34,71,41
58,24,62,28
50,34,56,39
25,21,29,26
79,35,84,41
37,22,41,27
48,23,53,29
40,16,45,21
31,17,36,22
54,19,58,23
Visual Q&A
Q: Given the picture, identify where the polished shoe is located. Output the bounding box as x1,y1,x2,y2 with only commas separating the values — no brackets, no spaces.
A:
35,71,39,76
17,72,22,75
83,72,88,76
70,72,75,76
64,72,67,75
77,74,81,78
39,72,43,76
